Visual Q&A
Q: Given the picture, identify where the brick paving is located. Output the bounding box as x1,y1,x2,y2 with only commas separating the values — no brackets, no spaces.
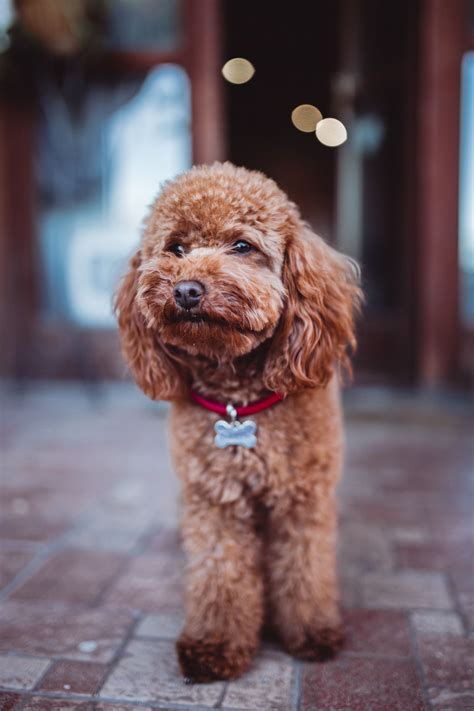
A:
0,382,473,710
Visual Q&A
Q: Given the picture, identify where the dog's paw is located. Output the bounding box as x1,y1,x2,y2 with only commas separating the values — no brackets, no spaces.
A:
287,626,345,662
176,635,254,683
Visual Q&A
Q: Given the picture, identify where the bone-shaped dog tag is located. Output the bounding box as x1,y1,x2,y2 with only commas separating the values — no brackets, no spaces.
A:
213,404,257,448
214,418,257,449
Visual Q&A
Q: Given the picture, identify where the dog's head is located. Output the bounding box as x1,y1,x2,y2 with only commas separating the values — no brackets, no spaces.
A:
115,162,362,400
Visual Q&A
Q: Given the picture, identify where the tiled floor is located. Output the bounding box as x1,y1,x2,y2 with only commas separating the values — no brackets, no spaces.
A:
0,382,473,711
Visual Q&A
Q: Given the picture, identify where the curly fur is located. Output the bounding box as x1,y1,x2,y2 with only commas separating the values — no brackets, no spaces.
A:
115,162,362,682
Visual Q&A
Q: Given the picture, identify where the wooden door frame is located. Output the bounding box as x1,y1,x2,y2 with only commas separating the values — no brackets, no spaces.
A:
415,0,469,386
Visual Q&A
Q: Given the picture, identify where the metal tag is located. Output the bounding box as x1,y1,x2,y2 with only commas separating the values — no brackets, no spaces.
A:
213,404,257,449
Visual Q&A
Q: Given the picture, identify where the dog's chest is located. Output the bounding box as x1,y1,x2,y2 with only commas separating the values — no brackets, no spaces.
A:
171,404,301,508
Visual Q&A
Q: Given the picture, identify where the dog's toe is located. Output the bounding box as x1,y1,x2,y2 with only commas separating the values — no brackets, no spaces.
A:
288,626,345,662
176,635,254,683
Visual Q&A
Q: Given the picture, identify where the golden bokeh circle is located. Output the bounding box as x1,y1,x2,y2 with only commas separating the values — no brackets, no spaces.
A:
221,58,255,84
291,104,323,133
315,118,347,147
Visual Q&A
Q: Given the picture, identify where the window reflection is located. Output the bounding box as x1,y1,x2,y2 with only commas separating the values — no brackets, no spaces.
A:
460,52,474,326
38,64,191,327
105,0,181,52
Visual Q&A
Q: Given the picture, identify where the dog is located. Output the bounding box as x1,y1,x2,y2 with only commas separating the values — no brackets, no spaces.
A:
115,161,362,682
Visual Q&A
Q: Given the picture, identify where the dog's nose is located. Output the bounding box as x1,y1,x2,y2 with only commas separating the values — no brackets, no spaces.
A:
173,280,205,310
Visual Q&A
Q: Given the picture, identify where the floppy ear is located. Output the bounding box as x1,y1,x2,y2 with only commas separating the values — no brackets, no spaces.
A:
114,250,183,401
263,224,362,394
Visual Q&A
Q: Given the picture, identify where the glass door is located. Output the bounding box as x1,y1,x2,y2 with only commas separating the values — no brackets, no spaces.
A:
0,0,223,379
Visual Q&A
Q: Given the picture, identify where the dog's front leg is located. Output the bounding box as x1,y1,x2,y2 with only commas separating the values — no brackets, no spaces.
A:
176,498,263,683
265,495,344,661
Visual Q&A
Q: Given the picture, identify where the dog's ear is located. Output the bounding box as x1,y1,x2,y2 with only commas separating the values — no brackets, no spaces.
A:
114,250,183,401
263,224,362,394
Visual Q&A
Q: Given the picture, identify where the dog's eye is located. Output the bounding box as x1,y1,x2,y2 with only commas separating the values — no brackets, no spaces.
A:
232,240,253,254
168,243,185,258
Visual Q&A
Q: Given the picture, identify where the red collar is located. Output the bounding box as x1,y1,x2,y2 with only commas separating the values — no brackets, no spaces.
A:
189,389,284,416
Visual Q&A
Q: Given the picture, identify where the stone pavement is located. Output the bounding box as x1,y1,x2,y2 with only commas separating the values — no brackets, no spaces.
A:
0,382,473,710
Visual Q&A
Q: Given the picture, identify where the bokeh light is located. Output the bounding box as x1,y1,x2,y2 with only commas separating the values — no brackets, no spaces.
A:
315,117,347,146
291,104,323,132
221,57,255,84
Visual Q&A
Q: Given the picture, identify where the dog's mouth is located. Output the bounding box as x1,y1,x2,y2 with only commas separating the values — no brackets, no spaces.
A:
172,312,212,324
157,302,279,358
166,310,250,333
158,298,278,341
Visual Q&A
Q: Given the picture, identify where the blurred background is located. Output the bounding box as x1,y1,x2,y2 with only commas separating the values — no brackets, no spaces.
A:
0,0,473,389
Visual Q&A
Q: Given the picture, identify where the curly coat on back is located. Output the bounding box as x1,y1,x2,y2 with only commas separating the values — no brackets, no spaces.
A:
115,161,362,682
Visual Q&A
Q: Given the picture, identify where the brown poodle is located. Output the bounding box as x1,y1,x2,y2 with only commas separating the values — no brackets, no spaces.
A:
115,161,362,683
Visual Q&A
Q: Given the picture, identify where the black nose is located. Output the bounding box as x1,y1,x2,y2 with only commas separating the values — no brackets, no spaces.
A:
173,280,205,310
